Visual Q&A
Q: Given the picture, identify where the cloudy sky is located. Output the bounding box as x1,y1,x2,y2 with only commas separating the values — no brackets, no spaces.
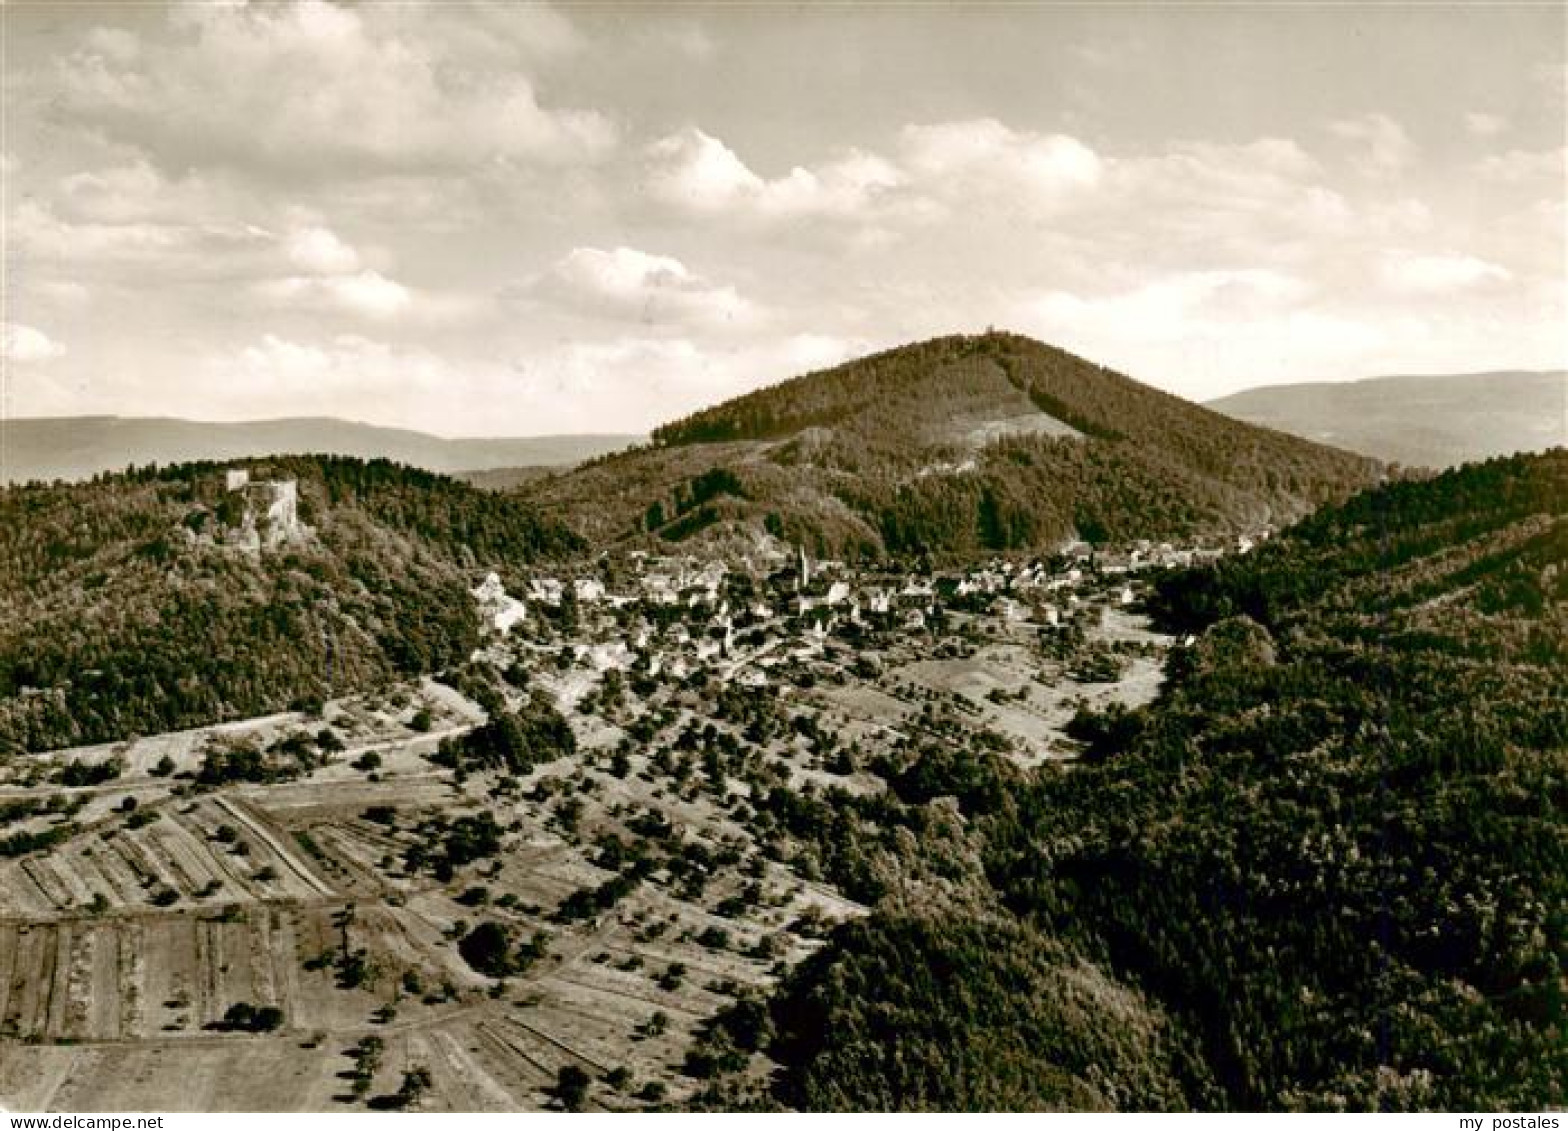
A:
3,2,1564,436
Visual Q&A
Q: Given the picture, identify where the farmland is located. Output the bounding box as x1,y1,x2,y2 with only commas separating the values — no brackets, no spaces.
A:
0,545,1176,1111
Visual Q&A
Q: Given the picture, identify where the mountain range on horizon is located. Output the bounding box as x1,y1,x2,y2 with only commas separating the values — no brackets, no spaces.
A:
0,415,643,486
5,356,1556,491
1206,369,1565,470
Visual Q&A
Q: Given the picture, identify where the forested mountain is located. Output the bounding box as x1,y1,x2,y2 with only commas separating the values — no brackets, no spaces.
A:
528,332,1381,556
694,450,1566,1111
0,415,642,485
1207,370,1566,469
0,457,581,754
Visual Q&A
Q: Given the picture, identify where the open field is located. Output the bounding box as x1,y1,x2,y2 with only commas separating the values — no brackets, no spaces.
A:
0,674,860,1109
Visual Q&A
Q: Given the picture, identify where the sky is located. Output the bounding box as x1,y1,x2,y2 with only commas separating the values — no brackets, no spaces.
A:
2,1,1564,437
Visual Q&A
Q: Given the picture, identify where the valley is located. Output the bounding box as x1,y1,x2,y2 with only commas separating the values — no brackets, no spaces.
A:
0,536,1192,1111
0,336,1559,1112
8,0,1562,1112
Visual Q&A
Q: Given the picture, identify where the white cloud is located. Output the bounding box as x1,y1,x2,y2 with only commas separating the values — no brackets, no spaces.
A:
11,198,272,267
56,159,199,224
1381,253,1512,293
1,323,66,362
645,129,763,210
644,128,902,219
20,158,274,274
1464,112,1508,137
779,333,859,373
1014,277,1390,398
188,332,722,434
256,270,413,320
543,246,756,329
186,327,876,435
1475,146,1566,184
1329,113,1416,174
411,3,585,64
285,225,361,275
1023,269,1312,340
646,119,1102,226
644,123,1343,263
256,224,435,320
31,281,93,308
55,1,616,175
197,333,460,424
1092,138,1346,264
660,22,717,61
899,118,1102,196
11,0,1563,438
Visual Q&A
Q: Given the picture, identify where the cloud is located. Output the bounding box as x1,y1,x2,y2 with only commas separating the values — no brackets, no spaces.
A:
55,159,212,224
285,226,361,275
646,119,1105,227
193,333,462,424
256,271,413,320
1381,253,1512,293
779,333,860,373
645,119,1110,232
541,246,756,329
643,122,1344,263
1464,112,1508,137
9,200,270,271
1,323,66,362
1090,138,1346,264
254,223,440,320
1475,146,1566,184
1329,113,1416,174
54,1,616,175
15,157,274,274
187,332,739,434
644,128,902,219
184,326,876,436
1023,268,1312,340
32,281,93,308
1013,276,1390,397
509,334,871,432
645,129,762,210
660,22,717,61
898,118,1102,199
411,2,585,64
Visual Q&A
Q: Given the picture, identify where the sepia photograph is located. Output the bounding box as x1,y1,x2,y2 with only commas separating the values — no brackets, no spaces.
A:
0,0,1563,1116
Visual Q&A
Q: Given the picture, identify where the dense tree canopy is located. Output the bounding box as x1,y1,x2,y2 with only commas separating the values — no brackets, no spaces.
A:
0,456,580,753
705,450,1565,1111
533,332,1381,557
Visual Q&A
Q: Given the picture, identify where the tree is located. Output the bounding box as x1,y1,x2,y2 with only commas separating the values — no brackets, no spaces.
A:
458,920,513,978
396,1066,432,1108
555,1064,592,1111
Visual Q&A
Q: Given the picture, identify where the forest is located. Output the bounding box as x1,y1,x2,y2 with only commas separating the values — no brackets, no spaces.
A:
690,450,1566,1111
532,331,1382,557
0,456,580,754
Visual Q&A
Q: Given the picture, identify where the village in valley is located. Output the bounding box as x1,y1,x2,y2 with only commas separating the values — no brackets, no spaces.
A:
0,466,1268,1111
471,531,1256,762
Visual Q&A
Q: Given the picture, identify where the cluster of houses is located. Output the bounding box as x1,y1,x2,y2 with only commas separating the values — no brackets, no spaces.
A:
468,530,1270,689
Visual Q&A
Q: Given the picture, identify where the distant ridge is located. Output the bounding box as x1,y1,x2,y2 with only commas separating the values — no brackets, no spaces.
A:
0,415,643,485
1207,370,1566,469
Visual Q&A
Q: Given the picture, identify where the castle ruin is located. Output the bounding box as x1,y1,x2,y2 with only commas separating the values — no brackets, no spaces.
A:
222,468,304,551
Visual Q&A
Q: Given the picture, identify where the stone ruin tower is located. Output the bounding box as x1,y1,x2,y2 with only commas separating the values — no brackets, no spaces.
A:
223,468,303,550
